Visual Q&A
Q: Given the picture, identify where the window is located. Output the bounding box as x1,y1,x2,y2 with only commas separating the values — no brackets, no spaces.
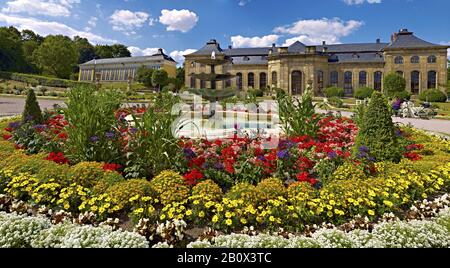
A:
236,73,243,90
248,72,255,88
291,71,302,95
359,71,367,87
330,71,338,87
344,71,353,94
200,79,205,89
374,71,383,91
394,56,404,64
411,71,420,94
317,71,324,92
260,72,267,89
271,71,278,87
190,74,196,88
428,71,437,89
411,56,420,64
396,71,404,77
225,73,232,88
428,55,437,63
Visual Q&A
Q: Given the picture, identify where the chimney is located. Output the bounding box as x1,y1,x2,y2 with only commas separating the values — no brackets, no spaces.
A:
272,43,276,48
158,48,163,54
376,38,380,43
322,46,328,53
391,33,398,42
228,45,232,49
322,41,326,46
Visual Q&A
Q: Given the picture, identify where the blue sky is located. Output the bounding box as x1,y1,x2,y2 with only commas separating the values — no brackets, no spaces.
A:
0,0,449,63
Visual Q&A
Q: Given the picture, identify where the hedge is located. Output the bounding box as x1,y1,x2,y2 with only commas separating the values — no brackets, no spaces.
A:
324,87,345,98
354,87,374,100
0,71,91,89
419,89,448,103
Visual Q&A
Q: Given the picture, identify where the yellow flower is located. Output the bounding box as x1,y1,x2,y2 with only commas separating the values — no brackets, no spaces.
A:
186,210,193,216
421,193,428,199
225,219,233,226
160,214,166,220
198,211,205,218
225,212,232,219
240,218,247,224
383,200,394,207
368,210,375,216
212,215,219,223
269,216,275,222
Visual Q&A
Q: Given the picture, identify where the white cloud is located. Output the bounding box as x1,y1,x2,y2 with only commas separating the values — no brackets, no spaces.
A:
159,9,198,33
110,9,149,33
0,12,116,44
128,46,162,56
238,0,250,6
274,18,363,46
169,49,196,64
343,0,382,5
1,0,80,17
440,42,450,59
231,35,279,48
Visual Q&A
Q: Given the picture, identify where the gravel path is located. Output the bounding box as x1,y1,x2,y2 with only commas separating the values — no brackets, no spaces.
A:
2,96,450,135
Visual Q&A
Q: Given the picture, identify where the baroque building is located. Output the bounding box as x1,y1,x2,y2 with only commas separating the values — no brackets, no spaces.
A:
184,29,449,95
78,49,177,82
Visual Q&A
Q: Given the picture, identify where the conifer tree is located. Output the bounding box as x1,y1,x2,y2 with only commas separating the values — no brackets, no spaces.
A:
22,89,43,124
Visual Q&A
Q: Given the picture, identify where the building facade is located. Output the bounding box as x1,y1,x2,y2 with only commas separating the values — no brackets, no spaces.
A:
184,29,449,95
78,49,177,83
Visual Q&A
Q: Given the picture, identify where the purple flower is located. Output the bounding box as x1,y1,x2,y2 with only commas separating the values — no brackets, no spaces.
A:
129,127,138,134
327,151,338,159
395,130,403,137
358,146,370,153
183,148,196,159
214,162,224,170
90,136,100,143
9,121,21,129
105,131,115,139
33,124,47,131
202,162,210,169
25,115,34,122
277,149,290,159
368,157,376,162
257,155,267,162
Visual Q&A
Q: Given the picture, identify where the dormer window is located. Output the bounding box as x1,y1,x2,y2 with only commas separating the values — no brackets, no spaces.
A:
243,56,250,61
352,53,359,58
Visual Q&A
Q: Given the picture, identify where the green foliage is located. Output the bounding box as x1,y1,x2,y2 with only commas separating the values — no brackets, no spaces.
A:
419,89,447,103
383,73,406,98
226,183,259,205
0,71,89,88
106,179,154,210
176,67,185,87
354,87,375,100
94,44,131,59
22,89,43,124
62,85,123,163
67,162,105,188
136,66,154,88
392,90,411,101
324,87,344,98
33,35,78,79
73,36,96,64
162,83,177,93
287,182,316,200
274,88,286,99
248,89,264,97
277,89,321,138
328,96,344,108
152,69,169,90
150,170,190,205
0,27,27,72
124,91,181,178
354,92,402,162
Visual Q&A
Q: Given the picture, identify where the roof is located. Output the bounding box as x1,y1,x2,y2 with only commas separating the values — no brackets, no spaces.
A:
80,48,176,66
230,55,268,65
224,47,272,56
386,29,445,49
329,52,385,63
188,39,226,56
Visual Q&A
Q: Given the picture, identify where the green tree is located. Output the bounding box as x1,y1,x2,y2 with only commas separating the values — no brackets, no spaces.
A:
0,26,26,72
22,89,43,124
111,44,131,58
94,44,131,59
33,35,78,79
176,67,185,86
73,36,97,64
152,69,169,91
136,65,154,88
383,73,406,98
21,29,43,73
354,92,402,163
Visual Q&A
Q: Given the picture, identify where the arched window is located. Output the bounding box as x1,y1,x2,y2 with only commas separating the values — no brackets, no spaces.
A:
260,72,267,89
428,55,437,63
291,71,302,95
317,71,324,93
225,73,232,88
374,71,383,91
200,79,206,89
248,72,255,88
271,71,278,87
236,73,243,90
330,71,338,87
428,71,437,89
359,71,367,87
396,71,404,77
411,56,420,64
411,71,420,94
190,74,196,88
394,56,404,64
344,71,353,94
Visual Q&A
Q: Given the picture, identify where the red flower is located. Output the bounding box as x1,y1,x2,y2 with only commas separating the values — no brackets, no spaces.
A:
57,132,68,139
2,134,12,141
183,169,203,185
45,152,69,164
103,163,122,173
404,152,422,161
4,127,13,132
406,144,424,151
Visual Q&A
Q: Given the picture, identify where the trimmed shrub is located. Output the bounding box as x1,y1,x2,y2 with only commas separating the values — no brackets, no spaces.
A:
22,89,43,124
419,89,447,103
354,92,402,162
150,170,190,205
383,73,406,98
287,181,316,200
226,183,259,205
354,87,374,100
392,90,411,101
0,71,90,88
324,87,344,98
328,96,343,108
192,180,223,201
67,162,105,188
106,179,154,210
255,178,286,201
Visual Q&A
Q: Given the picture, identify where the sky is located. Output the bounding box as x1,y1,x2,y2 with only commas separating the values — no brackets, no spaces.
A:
0,0,449,64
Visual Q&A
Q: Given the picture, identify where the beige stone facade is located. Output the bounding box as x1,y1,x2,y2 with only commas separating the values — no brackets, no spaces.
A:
185,29,449,96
